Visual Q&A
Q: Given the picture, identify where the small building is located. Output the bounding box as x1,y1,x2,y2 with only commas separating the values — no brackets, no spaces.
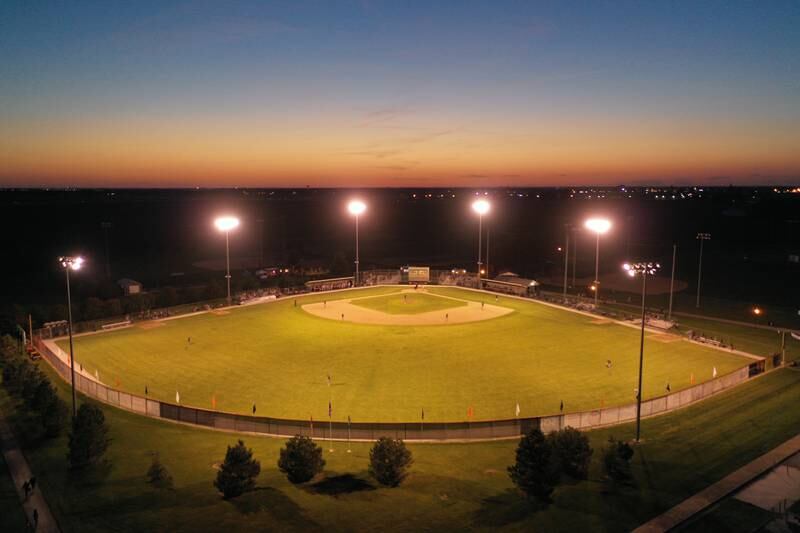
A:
118,278,143,295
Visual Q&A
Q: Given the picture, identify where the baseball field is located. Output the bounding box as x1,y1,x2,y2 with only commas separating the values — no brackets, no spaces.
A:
57,286,752,422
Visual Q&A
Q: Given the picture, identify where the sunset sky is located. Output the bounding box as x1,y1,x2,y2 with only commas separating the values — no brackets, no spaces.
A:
1,1,799,187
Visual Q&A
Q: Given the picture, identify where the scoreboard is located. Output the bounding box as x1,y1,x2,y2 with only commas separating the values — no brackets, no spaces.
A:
403,266,430,283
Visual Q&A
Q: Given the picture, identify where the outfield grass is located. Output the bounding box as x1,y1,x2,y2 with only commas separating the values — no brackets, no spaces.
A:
351,292,467,314
57,286,751,422
4,363,800,532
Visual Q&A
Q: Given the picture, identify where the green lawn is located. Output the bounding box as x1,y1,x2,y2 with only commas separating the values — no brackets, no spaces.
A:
4,364,800,532
58,287,751,422
350,292,467,314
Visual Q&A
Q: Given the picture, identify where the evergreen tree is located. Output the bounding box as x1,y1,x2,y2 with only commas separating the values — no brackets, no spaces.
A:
508,428,561,502
547,427,593,480
214,440,260,498
68,403,111,469
278,436,325,484
369,437,413,487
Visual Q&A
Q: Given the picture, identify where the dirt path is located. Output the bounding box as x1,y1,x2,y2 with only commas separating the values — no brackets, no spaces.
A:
0,408,61,532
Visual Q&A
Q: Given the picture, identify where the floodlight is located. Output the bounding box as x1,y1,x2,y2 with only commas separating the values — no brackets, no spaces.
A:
59,256,84,271
348,200,366,216
214,216,240,232
472,199,490,216
585,218,611,234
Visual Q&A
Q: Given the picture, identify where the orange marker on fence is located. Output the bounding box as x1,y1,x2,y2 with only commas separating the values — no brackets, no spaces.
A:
690,373,695,384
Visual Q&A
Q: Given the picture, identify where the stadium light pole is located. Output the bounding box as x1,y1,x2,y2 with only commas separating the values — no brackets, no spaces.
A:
696,233,711,308
348,200,366,286
472,199,491,286
668,244,677,321
585,218,612,306
59,255,84,418
214,216,240,306
562,225,571,303
623,261,661,443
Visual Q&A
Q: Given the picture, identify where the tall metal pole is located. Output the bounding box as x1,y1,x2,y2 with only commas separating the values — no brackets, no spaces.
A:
593,233,600,306
257,218,264,268
781,331,786,366
101,222,112,278
696,238,703,308
485,225,490,280
571,229,577,288
668,244,677,320
635,272,647,442
354,215,360,286
225,230,231,306
696,233,711,308
65,267,77,418
563,228,570,303
477,214,482,286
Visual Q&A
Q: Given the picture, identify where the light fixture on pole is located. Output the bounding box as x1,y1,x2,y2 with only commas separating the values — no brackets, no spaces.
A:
347,200,366,286
623,260,661,443
59,255,84,418
696,232,711,308
214,216,240,306
584,218,612,306
472,199,491,286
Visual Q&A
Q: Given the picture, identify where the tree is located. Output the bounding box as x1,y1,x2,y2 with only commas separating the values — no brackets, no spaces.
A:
40,393,69,438
547,427,593,480
68,403,111,469
20,365,46,404
602,437,634,482
277,435,325,484
369,437,413,487
158,287,179,308
83,297,106,320
105,298,123,318
147,453,174,489
508,428,561,503
214,440,260,498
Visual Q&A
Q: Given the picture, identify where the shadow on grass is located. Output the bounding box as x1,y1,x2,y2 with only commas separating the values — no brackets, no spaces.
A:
305,474,376,497
473,488,547,528
230,486,321,529
66,458,114,487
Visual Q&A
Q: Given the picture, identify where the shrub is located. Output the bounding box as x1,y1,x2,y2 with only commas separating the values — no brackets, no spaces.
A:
602,437,634,482
278,436,325,484
147,454,174,489
214,440,260,498
68,403,111,469
369,437,413,487
508,428,561,503
548,427,593,480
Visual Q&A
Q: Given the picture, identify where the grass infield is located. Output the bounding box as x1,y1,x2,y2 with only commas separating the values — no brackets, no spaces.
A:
58,286,752,422
350,291,467,314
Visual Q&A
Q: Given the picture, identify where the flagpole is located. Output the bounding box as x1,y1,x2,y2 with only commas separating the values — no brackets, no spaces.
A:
347,416,351,453
328,400,333,452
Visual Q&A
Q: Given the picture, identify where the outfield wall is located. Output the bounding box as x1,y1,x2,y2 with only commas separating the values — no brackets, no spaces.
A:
33,332,754,442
